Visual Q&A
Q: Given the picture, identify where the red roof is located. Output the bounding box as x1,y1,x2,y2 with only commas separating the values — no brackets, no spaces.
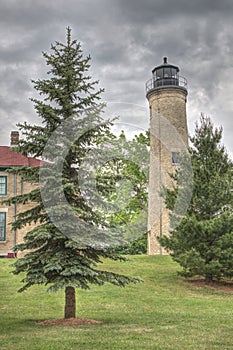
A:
0,146,41,167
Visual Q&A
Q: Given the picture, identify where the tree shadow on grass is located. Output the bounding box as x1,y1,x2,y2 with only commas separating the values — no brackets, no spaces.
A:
182,277,233,294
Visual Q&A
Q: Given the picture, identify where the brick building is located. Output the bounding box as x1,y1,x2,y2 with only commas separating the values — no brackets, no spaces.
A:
0,131,40,257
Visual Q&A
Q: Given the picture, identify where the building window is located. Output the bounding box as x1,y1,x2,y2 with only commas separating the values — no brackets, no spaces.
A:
172,152,180,165
0,212,6,241
0,176,7,196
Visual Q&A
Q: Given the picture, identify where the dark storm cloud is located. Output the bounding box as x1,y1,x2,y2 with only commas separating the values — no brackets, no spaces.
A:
0,0,232,156
116,0,233,20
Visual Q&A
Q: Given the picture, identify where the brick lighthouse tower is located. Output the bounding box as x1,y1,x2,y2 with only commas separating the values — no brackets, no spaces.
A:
146,57,188,255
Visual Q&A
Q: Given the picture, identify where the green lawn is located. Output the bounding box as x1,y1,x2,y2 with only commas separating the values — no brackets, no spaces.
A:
0,255,232,350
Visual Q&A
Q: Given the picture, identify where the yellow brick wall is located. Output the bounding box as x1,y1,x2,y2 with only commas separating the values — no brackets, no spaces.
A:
147,87,188,255
0,170,38,257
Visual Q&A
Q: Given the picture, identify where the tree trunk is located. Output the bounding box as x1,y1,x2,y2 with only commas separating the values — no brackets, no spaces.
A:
64,286,76,319
205,272,213,283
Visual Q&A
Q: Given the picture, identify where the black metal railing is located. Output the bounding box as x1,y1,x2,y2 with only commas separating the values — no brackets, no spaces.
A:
146,76,187,93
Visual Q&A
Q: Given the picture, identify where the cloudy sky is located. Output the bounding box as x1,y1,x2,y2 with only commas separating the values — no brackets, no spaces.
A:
0,0,232,157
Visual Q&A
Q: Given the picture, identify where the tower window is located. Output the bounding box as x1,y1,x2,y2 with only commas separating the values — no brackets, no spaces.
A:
0,212,6,241
172,152,180,165
0,176,7,196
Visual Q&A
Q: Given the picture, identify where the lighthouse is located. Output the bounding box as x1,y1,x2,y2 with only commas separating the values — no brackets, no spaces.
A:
146,57,188,255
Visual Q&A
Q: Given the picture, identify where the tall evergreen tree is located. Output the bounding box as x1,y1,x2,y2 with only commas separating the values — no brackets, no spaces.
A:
4,28,140,319
160,115,233,282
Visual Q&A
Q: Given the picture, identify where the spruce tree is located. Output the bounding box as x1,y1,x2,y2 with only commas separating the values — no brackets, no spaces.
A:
4,27,140,319
160,115,233,282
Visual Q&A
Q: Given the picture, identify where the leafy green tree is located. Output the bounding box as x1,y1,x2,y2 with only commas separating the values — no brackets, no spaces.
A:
160,115,233,282
96,130,149,253
4,28,140,319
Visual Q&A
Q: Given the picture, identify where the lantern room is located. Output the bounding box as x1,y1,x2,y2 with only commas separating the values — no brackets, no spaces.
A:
146,57,187,93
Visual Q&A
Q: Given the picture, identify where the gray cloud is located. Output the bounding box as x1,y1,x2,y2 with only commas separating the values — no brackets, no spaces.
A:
0,0,232,157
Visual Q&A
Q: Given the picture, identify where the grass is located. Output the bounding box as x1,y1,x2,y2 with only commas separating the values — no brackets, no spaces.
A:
0,255,232,350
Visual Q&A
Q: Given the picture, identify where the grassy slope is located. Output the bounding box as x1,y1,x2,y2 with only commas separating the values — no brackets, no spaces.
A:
0,255,232,350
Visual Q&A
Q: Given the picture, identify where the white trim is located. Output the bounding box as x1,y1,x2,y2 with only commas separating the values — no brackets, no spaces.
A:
0,208,8,212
